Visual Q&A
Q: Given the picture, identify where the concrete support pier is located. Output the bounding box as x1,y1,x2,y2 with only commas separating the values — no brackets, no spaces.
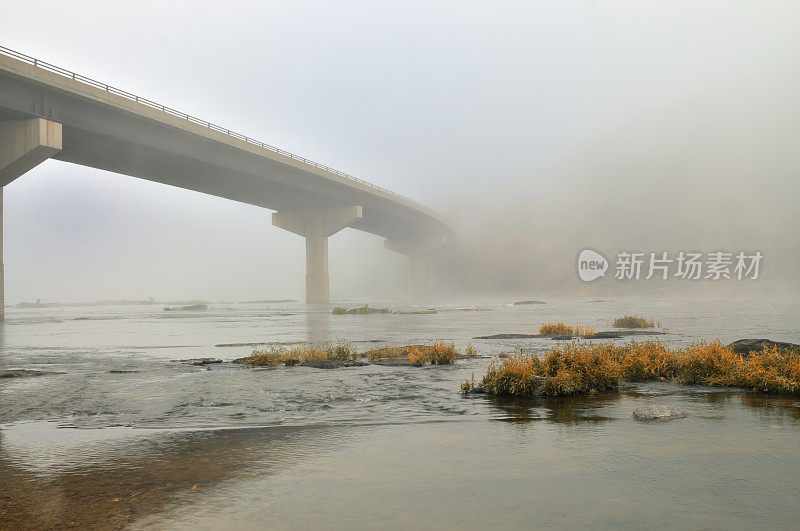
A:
385,233,446,300
0,118,62,319
272,206,362,303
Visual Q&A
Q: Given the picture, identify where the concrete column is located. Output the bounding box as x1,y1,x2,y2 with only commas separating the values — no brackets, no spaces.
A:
0,119,62,320
272,206,362,303
305,236,329,303
385,233,446,300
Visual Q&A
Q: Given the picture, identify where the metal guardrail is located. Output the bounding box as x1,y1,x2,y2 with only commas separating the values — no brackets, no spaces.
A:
0,45,441,219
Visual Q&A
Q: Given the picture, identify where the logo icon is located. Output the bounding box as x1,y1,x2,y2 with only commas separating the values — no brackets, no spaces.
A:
578,249,608,282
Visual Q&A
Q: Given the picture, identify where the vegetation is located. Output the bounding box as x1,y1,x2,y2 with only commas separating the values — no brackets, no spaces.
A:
464,340,800,397
538,322,595,336
612,315,656,328
164,303,208,311
365,342,460,365
331,304,390,315
463,344,478,357
242,340,358,366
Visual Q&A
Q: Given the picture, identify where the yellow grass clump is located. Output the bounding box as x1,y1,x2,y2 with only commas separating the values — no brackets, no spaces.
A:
242,340,358,366
463,344,478,357
365,342,459,365
331,304,390,315
613,315,656,328
466,340,800,397
538,322,595,336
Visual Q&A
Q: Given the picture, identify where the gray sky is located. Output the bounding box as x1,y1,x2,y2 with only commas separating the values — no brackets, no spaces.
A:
2,1,799,302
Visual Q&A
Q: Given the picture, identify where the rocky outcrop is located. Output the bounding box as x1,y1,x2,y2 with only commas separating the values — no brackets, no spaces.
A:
369,357,422,367
632,405,687,422
474,333,538,339
179,358,223,366
474,330,664,340
727,339,800,356
299,359,367,369
0,369,60,378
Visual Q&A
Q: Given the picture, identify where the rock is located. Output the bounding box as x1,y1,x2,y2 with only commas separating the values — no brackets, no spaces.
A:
300,359,368,369
0,369,56,378
632,405,687,422
474,333,539,339
108,370,139,374
727,339,800,356
496,351,512,358
513,300,546,305
465,386,486,394
369,357,423,367
180,358,223,366
393,309,437,315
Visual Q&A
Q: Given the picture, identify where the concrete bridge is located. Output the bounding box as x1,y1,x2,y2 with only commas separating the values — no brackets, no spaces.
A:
0,46,454,318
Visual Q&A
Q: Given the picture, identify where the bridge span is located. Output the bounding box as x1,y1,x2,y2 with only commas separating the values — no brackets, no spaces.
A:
0,46,454,316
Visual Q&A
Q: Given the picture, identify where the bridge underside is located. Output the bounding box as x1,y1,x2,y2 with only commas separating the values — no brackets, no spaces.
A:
0,55,451,308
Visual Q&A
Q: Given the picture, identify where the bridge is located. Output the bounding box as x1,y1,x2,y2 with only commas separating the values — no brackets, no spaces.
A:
0,46,454,318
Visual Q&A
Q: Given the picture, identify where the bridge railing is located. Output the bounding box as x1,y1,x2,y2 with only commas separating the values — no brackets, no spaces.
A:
0,45,442,220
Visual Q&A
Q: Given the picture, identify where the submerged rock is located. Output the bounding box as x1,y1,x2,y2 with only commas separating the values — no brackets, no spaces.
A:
164,304,208,311
300,359,368,369
369,357,423,367
727,339,800,356
0,369,58,378
180,358,223,366
632,405,687,422
474,333,539,339
475,330,665,340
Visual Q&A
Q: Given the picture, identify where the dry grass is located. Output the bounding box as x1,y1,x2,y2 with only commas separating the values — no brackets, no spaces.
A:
467,340,800,397
463,344,479,357
331,304,390,315
538,322,595,336
613,315,656,328
365,342,459,365
479,343,620,397
242,340,358,366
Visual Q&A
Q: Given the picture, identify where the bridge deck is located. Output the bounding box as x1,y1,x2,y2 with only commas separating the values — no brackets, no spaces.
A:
0,46,453,240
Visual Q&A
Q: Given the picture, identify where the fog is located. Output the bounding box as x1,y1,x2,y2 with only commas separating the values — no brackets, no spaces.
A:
2,1,798,303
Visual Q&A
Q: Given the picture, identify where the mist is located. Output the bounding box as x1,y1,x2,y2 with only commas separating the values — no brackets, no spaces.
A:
2,0,798,303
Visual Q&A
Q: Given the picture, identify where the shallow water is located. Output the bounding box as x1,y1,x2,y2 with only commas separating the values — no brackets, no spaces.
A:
1,297,799,528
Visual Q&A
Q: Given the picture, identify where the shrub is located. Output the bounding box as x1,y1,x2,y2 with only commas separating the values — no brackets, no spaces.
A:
473,340,800,397
613,315,656,328
538,322,595,336
614,341,676,381
365,343,459,365
331,304,390,315
674,340,741,387
243,340,358,366
741,344,800,394
430,342,458,364
463,344,478,357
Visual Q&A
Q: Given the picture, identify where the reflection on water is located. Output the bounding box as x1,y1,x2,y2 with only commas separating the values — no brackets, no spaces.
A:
305,306,332,344
487,393,620,424
0,421,342,528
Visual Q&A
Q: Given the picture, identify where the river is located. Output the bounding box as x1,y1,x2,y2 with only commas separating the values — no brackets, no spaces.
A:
1,297,799,528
